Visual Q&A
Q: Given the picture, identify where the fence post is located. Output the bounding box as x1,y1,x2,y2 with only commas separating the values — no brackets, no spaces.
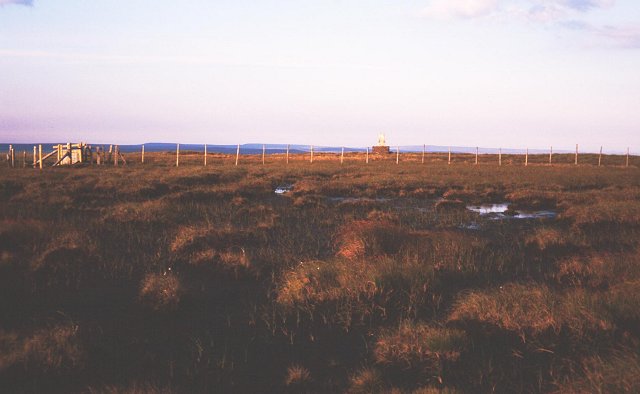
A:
310,145,314,164
176,144,179,167
341,147,344,164
396,146,400,164
422,144,426,164
9,145,14,168
115,145,119,166
448,147,451,165
22,150,26,168
38,144,43,170
142,145,145,164
204,144,207,166
575,144,578,165
627,147,630,168
286,145,290,164
525,148,528,167
549,146,553,165
475,147,479,165
262,144,266,165
598,146,602,167
499,148,502,166
33,146,36,168
235,144,240,166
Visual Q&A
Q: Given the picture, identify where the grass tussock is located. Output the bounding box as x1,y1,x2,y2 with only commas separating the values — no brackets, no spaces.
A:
348,367,385,394
448,284,559,336
374,323,468,371
139,272,182,311
554,348,640,393
0,323,84,373
335,219,407,260
284,364,312,389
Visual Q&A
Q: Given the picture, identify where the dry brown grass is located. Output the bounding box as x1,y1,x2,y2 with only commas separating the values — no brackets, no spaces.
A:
0,323,84,372
448,284,559,336
374,323,468,368
554,348,640,393
170,224,253,273
434,199,466,212
1,156,639,392
139,272,182,311
335,219,407,260
276,259,376,307
348,367,385,394
525,227,570,251
284,364,312,387
88,382,174,394
505,190,557,210
30,230,98,293
449,284,619,340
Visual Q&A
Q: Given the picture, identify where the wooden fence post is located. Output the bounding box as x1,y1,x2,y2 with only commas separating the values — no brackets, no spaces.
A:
235,144,240,166
286,145,290,164
310,145,314,164
549,146,553,165
499,148,502,166
33,146,36,168
341,147,344,164
115,145,119,166
262,144,266,165
475,147,479,165
96,146,101,166
204,144,207,166
9,145,14,168
396,146,400,164
627,147,630,168
176,144,179,167
525,148,528,167
38,144,43,170
142,145,145,164
575,144,578,165
422,144,426,164
448,147,451,165
598,146,602,167
22,150,26,168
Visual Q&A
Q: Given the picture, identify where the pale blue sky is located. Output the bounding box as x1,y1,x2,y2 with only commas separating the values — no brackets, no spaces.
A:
1,0,639,150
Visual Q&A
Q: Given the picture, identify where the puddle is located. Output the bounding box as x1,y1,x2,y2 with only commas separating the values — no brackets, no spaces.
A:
460,222,481,231
467,204,509,214
274,184,293,194
466,203,556,220
512,211,557,219
327,196,390,203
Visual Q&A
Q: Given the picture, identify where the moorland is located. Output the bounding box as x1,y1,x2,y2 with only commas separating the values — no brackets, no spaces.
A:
0,151,639,393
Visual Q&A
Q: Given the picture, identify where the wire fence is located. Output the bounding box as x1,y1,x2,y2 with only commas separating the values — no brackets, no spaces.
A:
1,143,636,169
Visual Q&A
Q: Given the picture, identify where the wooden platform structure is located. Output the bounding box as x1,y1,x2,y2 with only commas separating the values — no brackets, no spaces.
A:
53,143,91,165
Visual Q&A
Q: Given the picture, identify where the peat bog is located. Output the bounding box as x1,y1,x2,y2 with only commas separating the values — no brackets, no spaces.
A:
1,153,639,393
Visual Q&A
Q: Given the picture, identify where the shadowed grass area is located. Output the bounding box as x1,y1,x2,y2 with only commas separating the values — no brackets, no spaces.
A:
0,153,638,392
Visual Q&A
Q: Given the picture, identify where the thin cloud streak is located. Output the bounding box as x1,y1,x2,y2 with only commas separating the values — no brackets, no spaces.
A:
0,49,385,70
0,0,33,6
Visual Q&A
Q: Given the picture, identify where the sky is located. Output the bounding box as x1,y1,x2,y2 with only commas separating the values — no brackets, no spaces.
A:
1,0,639,151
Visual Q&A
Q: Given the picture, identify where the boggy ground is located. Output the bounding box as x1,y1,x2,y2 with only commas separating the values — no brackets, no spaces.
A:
0,153,639,393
